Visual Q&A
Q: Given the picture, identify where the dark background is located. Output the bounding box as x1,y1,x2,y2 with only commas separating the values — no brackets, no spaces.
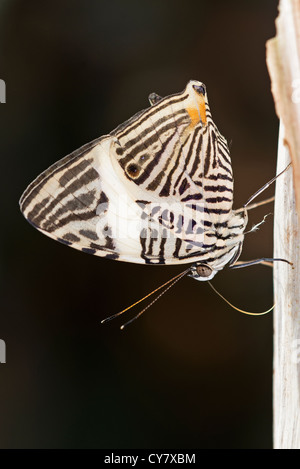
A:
0,0,280,449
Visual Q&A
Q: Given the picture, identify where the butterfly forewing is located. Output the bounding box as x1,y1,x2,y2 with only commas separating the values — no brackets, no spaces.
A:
20,80,245,269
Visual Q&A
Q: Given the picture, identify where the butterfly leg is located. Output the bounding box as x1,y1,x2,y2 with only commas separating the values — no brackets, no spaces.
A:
230,258,293,269
234,196,274,214
244,163,292,208
148,92,163,106
234,164,291,215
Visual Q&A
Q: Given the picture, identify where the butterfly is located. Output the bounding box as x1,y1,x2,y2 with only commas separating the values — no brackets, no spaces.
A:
20,80,290,319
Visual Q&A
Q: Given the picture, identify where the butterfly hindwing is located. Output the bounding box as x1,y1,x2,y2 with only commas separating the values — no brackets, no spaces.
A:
20,80,240,266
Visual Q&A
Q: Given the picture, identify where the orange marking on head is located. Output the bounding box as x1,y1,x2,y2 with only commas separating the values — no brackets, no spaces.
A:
187,95,207,126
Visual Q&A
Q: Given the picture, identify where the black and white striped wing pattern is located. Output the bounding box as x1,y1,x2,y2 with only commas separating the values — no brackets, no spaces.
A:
20,80,246,271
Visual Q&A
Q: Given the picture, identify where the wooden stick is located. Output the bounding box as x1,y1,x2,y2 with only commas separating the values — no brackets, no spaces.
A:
273,123,300,448
266,0,300,220
266,0,300,449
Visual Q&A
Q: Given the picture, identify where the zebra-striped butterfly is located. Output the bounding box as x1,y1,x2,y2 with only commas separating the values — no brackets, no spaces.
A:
20,79,289,324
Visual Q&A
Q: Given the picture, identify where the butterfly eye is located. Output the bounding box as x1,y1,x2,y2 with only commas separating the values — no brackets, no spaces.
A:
126,163,141,178
195,263,212,278
193,84,206,96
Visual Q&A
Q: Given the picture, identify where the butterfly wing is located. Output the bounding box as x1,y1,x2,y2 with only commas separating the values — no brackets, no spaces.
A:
20,80,235,265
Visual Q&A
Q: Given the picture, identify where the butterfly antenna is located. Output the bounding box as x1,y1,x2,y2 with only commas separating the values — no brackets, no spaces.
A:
120,269,189,330
208,281,274,316
101,268,190,328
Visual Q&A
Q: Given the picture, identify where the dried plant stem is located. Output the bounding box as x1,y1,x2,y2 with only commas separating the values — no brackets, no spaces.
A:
273,123,300,448
266,0,300,449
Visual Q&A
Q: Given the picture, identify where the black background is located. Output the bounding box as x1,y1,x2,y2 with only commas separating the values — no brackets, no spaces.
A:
0,0,280,449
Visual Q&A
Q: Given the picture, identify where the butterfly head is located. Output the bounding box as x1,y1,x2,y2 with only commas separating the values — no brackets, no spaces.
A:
189,262,217,281
189,233,244,282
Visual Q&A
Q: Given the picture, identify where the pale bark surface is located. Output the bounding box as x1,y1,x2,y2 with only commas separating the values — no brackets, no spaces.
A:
273,124,300,449
266,0,300,449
